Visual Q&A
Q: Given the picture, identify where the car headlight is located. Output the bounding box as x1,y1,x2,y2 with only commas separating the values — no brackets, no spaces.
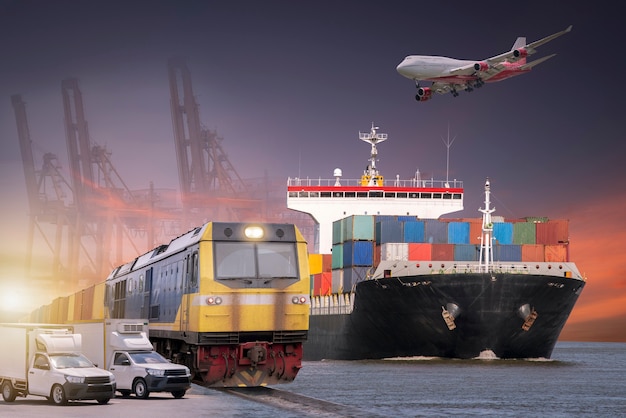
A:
65,375,85,384
146,368,165,377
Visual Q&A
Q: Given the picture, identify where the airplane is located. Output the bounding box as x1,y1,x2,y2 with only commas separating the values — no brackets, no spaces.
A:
396,25,572,102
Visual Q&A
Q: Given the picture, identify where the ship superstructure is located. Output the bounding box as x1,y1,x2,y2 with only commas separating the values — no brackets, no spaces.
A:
287,124,463,253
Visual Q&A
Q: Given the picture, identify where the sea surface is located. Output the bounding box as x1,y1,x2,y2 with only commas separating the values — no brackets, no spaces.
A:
217,341,626,417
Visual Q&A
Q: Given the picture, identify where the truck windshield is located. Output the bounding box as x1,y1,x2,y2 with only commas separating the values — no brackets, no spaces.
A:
50,353,95,369
128,351,168,364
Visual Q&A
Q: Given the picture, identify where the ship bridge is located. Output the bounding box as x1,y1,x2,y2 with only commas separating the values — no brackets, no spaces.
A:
287,125,464,253
287,177,463,253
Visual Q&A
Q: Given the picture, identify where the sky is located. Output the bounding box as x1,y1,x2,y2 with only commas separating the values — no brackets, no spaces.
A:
0,1,624,339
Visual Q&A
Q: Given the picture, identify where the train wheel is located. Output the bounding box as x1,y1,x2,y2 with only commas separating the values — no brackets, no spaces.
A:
2,381,16,402
133,378,150,399
51,384,67,405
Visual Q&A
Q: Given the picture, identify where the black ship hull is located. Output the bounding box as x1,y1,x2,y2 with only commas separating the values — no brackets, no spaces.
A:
304,273,585,360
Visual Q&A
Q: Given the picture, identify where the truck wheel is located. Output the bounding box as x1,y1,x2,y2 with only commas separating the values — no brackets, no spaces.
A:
97,398,110,404
133,378,150,399
51,384,68,405
119,389,131,397
171,389,186,399
2,381,17,402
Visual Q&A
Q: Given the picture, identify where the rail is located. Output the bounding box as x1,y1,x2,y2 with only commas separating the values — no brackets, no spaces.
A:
287,177,463,189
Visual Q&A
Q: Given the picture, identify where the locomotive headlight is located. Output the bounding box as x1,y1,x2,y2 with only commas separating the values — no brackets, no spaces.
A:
292,296,307,304
244,225,264,239
206,296,223,305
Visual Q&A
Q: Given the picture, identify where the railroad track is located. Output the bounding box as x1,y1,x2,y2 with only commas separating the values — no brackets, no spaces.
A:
215,386,378,417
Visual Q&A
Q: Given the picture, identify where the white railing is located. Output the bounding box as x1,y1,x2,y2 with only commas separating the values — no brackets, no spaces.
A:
287,177,463,189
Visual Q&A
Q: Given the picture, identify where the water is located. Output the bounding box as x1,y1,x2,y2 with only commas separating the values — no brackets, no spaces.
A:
280,342,626,417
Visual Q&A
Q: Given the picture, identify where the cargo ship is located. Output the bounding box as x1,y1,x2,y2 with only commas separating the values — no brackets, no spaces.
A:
287,124,586,360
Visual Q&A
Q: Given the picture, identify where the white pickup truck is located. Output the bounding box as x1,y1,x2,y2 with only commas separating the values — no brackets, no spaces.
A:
75,319,191,399
0,323,116,405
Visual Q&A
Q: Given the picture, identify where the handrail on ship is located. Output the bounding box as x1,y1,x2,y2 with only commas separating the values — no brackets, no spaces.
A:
287,177,463,189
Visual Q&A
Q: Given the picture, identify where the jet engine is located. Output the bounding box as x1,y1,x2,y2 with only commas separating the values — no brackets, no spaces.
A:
473,62,489,72
513,48,528,59
415,87,432,102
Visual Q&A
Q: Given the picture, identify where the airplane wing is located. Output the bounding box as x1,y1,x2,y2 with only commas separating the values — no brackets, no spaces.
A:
484,25,572,65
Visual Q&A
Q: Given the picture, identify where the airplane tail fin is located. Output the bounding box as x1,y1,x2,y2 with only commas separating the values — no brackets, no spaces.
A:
511,37,527,64
511,37,526,51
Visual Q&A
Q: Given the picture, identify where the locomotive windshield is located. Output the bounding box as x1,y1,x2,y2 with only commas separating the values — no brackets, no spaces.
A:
215,242,299,289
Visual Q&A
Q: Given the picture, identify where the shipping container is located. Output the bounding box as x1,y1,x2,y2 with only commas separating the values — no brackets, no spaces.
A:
513,222,536,244
330,269,343,293
545,244,568,262
332,219,344,245
432,243,455,260
448,222,470,244
343,240,374,267
469,220,482,245
343,266,369,291
521,244,545,262
309,253,324,275
454,244,479,261
536,220,569,245
494,244,522,262
403,221,425,243
322,254,333,272
331,243,343,269
424,219,448,244
493,222,513,244
381,242,409,261
408,243,432,261
376,218,404,244
344,215,375,241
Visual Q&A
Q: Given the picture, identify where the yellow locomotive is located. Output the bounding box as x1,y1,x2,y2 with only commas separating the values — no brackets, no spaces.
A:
28,222,310,387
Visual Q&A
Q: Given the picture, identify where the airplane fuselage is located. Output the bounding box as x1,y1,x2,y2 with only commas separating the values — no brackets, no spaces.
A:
397,55,527,84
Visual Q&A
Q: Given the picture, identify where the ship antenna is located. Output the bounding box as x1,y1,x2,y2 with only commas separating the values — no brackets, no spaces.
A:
441,124,456,188
359,122,388,185
478,178,495,273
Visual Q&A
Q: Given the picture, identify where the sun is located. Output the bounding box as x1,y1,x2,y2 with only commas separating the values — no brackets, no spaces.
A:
1,289,24,312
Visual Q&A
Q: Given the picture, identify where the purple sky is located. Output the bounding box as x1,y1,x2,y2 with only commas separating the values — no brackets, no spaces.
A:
2,1,623,218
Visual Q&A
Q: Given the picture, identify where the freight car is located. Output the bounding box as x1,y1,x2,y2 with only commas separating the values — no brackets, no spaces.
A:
27,222,310,387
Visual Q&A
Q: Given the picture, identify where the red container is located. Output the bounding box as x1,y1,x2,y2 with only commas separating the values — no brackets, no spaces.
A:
408,243,432,261
536,220,569,245
432,243,454,260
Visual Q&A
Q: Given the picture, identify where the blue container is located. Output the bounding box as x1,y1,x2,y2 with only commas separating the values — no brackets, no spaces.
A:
495,244,522,261
424,219,448,244
493,222,514,245
343,240,374,267
448,222,470,244
376,219,404,244
454,244,479,261
404,221,425,243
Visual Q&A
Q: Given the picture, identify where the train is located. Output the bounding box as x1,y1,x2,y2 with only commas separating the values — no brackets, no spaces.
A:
25,222,311,387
